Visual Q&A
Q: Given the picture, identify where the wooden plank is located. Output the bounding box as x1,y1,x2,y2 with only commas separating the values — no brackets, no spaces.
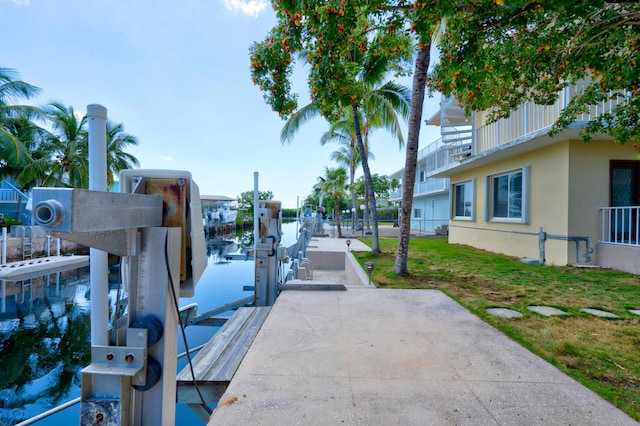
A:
209,306,270,381
176,306,270,384
177,309,250,382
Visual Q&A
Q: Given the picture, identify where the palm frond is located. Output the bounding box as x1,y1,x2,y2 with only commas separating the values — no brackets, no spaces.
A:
280,103,321,144
0,127,32,167
0,67,42,105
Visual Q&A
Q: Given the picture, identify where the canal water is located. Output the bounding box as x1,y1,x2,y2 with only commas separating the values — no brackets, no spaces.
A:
0,221,300,425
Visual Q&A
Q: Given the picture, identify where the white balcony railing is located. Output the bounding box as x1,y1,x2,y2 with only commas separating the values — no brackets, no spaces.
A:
600,206,640,246
0,189,19,202
475,82,629,155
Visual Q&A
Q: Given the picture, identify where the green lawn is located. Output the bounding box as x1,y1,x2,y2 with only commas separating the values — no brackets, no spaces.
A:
354,236,640,420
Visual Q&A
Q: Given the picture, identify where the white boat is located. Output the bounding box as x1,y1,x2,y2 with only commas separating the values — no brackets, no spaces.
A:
201,195,238,225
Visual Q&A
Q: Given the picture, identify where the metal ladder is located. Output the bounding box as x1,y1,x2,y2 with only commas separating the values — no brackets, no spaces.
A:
16,225,33,260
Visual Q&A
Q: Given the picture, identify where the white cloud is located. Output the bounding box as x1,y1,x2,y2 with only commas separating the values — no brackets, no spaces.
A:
222,0,268,17
3,0,30,5
159,155,174,162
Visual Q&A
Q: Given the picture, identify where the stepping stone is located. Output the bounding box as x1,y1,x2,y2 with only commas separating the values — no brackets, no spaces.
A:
527,306,568,316
486,308,522,318
629,310,640,316
580,308,619,318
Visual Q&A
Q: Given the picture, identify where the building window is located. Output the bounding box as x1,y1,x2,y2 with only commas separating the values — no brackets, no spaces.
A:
413,208,422,219
419,170,426,182
453,180,474,220
485,166,529,223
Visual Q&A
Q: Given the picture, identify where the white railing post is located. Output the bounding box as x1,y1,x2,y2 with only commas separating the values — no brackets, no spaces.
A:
600,206,640,246
87,104,109,347
1,227,6,265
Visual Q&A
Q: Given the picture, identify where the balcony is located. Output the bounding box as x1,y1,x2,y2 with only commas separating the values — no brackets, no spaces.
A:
0,189,20,203
389,138,451,201
429,83,629,178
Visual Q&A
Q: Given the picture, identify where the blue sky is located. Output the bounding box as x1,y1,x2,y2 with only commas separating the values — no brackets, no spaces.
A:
2,0,441,208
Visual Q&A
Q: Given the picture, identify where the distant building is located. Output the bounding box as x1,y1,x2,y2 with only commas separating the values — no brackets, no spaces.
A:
389,137,451,234
0,180,30,224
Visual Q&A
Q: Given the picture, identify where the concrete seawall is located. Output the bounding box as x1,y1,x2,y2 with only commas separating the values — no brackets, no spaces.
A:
2,227,85,262
287,236,373,287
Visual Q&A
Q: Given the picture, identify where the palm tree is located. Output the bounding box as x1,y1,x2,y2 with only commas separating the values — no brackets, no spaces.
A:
0,68,46,220
321,120,360,230
282,58,410,250
315,167,348,238
321,119,377,231
394,45,430,275
40,102,88,188
0,67,42,184
348,53,411,252
105,121,140,189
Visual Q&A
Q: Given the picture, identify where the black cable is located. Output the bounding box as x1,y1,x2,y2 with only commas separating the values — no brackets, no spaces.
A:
114,256,122,345
109,255,125,347
164,231,212,415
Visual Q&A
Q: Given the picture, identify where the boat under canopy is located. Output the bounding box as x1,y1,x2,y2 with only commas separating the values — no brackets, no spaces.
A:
201,195,238,225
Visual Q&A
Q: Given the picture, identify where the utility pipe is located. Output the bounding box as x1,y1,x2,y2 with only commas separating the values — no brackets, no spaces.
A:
1,227,6,265
87,104,109,346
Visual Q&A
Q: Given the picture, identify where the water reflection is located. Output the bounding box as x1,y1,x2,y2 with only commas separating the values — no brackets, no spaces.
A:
0,221,298,424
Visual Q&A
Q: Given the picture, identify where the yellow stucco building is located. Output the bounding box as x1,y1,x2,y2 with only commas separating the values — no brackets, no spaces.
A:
427,87,640,274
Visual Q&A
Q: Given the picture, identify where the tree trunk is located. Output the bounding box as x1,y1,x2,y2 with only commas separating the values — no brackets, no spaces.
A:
352,104,380,252
350,140,357,233
364,191,370,233
394,44,431,275
334,194,343,238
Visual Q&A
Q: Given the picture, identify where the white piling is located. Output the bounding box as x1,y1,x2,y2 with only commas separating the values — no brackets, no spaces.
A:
87,104,109,346
254,171,259,256
1,227,6,265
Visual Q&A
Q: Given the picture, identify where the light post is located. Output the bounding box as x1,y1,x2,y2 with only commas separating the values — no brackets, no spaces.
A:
351,207,356,232
360,204,365,236
365,261,374,285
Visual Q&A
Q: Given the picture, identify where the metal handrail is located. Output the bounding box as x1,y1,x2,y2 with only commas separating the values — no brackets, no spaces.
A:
15,397,81,426
600,206,640,246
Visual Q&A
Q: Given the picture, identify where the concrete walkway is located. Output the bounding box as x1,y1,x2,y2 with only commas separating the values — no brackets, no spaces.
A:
209,233,637,425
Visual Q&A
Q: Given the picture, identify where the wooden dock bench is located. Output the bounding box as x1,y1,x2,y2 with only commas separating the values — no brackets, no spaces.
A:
176,306,271,421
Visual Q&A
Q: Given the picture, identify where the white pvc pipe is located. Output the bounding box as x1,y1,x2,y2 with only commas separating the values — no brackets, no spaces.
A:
87,104,109,346
296,196,299,236
253,171,259,257
1,227,6,265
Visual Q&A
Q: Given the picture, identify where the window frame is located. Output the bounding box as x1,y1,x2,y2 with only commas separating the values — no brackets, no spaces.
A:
451,178,475,221
484,166,530,224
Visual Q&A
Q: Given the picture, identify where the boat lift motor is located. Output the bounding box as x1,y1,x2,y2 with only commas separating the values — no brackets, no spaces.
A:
254,200,282,306
31,170,207,426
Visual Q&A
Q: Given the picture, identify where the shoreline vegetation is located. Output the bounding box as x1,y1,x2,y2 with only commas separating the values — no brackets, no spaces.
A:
354,235,640,421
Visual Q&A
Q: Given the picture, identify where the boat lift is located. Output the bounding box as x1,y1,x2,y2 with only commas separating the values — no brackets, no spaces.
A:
32,169,207,426
25,105,291,425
